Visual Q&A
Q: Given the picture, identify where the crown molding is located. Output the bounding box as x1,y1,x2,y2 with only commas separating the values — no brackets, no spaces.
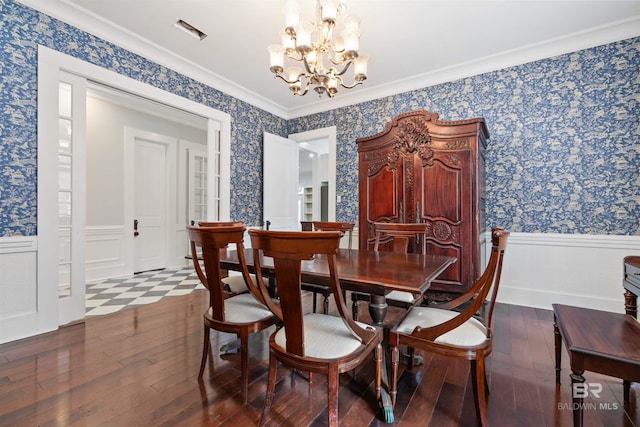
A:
16,1,640,121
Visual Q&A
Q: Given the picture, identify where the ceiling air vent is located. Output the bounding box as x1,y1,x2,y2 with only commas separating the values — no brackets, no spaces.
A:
173,19,207,41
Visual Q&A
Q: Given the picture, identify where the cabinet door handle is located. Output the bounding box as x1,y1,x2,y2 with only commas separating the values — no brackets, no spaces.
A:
134,219,139,237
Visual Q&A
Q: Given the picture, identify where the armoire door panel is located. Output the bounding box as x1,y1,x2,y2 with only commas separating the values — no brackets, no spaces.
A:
365,167,402,222
419,160,462,222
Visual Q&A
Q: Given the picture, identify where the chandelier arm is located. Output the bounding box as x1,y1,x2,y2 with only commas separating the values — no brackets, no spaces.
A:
339,80,365,89
297,85,311,96
273,73,302,85
287,51,304,62
302,55,315,74
334,59,354,77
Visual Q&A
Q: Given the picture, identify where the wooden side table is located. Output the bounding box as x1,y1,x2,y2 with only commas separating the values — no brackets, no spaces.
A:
624,255,640,318
553,303,640,427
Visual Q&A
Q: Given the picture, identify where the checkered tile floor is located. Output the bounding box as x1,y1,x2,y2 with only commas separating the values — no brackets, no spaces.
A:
85,266,204,316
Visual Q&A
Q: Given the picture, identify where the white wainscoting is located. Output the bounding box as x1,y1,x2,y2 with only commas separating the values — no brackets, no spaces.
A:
86,226,191,283
487,231,640,313
85,226,130,283
0,236,41,344
174,227,190,268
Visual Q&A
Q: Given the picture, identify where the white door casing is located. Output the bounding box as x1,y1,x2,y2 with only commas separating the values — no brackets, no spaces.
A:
32,46,231,340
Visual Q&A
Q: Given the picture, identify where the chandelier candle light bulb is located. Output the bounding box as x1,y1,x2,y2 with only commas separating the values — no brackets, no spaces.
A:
268,0,369,98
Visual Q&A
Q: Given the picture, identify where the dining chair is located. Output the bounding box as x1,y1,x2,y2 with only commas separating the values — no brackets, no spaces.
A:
301,221,355,314
352,222,430,320
248,229,384,427
197,221,256,295
187,224,278,404
388,227,509,427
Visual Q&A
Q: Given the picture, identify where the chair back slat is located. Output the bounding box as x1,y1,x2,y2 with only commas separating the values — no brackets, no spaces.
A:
413,228,509,341
187,224,249,321
198,221,244,228
373,222,429,253
312,221,355,250
249,229,375,357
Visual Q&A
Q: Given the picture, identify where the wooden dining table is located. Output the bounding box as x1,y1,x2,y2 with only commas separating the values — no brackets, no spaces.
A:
219,247,456,325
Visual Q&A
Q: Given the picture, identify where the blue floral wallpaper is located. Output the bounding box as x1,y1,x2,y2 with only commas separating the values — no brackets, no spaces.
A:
1,0,639,237
0,0,286,236
290,39,640,235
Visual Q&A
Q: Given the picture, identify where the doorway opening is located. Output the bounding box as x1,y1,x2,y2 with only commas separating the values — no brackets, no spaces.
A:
38,46,231,328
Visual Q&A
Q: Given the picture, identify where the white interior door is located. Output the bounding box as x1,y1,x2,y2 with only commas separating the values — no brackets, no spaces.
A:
134,139,167,272
263,132,299,230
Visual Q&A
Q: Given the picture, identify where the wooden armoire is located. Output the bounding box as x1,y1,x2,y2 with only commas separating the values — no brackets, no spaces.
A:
357,110,489,295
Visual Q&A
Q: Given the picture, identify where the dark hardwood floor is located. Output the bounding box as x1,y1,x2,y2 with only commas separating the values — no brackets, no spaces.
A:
0,289,638,426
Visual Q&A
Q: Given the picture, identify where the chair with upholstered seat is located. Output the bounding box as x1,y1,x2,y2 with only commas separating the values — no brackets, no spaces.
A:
197,221,258,295
248,229,383,427
187,223,278,404
352,222,429,320
388,227,509,427
301,221,355,313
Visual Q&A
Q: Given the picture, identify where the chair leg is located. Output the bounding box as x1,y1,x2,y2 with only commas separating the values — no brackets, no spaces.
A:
198,326,210,379
239,331,249,404
485,367,490,397
470,358,489,427
323,293,330,314
624,379,631,403
375,343,383,400
327,365,339,427
408,346,415,369
390,346,399,407
312,291,318,313
260,353,278,427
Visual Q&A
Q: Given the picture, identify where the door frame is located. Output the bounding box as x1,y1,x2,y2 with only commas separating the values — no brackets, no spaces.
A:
288,126,337,221
37,46,231,331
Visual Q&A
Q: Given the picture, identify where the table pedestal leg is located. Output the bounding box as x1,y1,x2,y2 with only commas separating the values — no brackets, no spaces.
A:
368,295,388,325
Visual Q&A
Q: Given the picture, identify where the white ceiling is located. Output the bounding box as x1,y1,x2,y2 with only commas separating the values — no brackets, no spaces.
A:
21,0,640,119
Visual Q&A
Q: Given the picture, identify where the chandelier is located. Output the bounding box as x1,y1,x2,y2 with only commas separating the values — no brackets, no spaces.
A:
268,0,369,98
